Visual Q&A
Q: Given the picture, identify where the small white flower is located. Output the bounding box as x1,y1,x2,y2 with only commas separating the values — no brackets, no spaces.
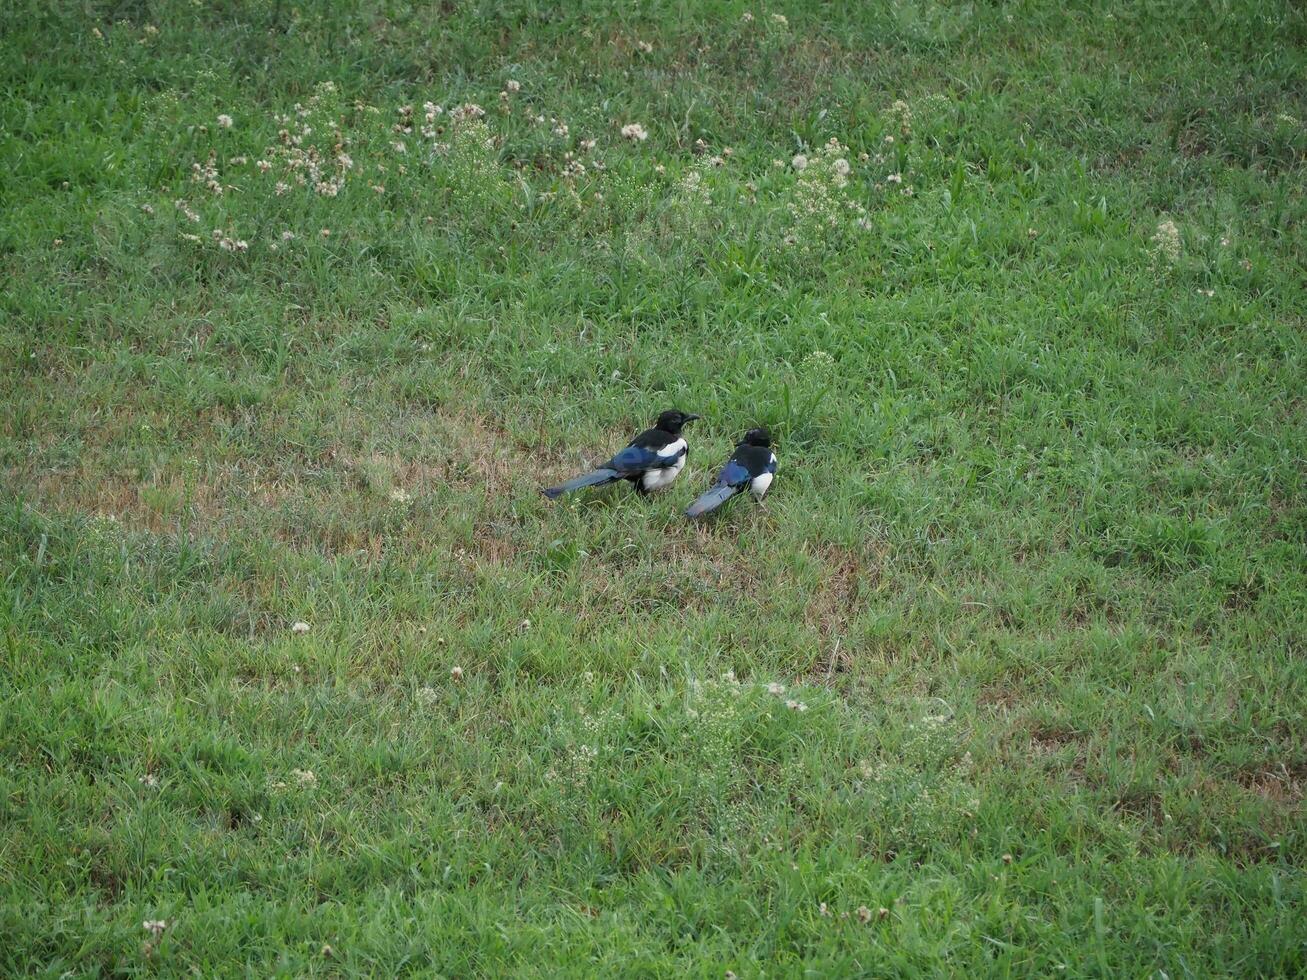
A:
139,773,159,788
791,154,808,171
766,682,786,695
620,122,649,141
636,40,653,53
291,768,317,787
389,487,411,503
280,230,295,241
143,920,167,937
886,172,902,184
771,13,789,26
291,621,310,634
416,686,439,706
216,114,233,129
832,158,850,176
505,79,521,93
450,665,464,681
741,11,754,22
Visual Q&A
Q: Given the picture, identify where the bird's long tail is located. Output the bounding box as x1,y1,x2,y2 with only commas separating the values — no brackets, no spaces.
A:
685,484,739,518
542,468,620,499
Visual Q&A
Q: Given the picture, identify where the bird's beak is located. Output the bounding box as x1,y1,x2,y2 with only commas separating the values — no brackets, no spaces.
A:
684,414,702,422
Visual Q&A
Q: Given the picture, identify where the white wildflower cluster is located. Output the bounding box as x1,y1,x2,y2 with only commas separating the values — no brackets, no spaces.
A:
271,767,318,791
420,101,444,138
82,514,122,544
544,705,616,793
190,152,223,195
850,707,979,854
758,678,808,711
620,122,649,142
635,161,717,250
435,116,502,186
679,672,748,770
562,152,587,180
1151,218,1182,263
210,227,249,252
888,99,913,137
203,82,356,207
448,102,486,124
416,686,439,707
783,137,870,251
803,349,836,372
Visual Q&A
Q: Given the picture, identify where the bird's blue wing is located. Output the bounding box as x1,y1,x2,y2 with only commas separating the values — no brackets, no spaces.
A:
718,459,751,488
606,444,660,474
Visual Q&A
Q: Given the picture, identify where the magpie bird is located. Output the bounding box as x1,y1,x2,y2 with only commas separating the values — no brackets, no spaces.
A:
685,427,777,518
543,409,701,499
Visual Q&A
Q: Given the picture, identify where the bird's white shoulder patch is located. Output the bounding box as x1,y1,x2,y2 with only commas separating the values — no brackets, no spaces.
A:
750,471,774,498
656,437,687,460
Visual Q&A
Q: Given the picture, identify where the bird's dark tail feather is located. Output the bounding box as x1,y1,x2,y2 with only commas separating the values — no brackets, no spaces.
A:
542,468,620,499
685,484,738,518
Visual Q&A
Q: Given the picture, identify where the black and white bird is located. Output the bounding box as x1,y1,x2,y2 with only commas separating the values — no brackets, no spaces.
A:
543,409,701,499
685,427,777,518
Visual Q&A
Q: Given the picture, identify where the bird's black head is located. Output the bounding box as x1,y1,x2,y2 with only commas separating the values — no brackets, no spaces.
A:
740,426,772,447
654,409,701,434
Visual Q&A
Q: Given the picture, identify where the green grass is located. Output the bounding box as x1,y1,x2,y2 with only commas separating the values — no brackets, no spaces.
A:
2,0,1305,974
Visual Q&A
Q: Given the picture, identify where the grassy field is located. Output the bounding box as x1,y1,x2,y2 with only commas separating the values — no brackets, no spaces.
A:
2,0,1305,974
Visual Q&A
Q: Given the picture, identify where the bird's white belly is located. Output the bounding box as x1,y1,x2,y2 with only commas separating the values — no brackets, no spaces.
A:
750,471,773,498
642,455,686,491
